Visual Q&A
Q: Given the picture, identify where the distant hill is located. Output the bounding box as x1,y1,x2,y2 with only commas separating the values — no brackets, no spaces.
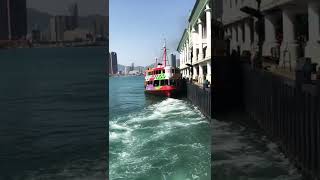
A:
117,64,146,72
27,8,51,32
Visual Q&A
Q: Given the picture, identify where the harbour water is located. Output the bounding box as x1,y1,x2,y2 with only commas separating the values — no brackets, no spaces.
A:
109,76,211,180
212,117,303,180
0,48,107,179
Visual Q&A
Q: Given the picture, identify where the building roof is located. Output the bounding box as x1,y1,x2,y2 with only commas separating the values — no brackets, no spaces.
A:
176,0,209,51
188,0,209,27
176,29,188,51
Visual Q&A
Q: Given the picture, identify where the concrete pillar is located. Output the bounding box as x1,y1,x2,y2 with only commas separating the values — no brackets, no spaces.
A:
186,40,189,64
244,20,251,51
181,51,184,66
192,27,198,62
281,8,299,68
193,66,198,80
263,14,277,56
205,4,212,59
231,25,237,51
199,64,203,84
306,2,320,65
206,61,211,83
184,44,187,65
184,44,187,64
198,19,204,60
238,22,243,53
181,50,184,65
253,18,259,55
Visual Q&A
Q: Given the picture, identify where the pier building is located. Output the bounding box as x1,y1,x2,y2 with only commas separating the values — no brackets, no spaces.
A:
177,0,212,84
221,0,320,70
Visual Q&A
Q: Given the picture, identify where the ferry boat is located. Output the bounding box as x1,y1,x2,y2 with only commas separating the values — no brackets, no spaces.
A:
144,40,183,97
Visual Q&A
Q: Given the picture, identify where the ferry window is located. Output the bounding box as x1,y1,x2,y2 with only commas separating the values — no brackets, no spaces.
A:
154,80,159,86
162,70,165,74
148,72,152,75
164,79,168,85
160,80,164,86
171,69,175,73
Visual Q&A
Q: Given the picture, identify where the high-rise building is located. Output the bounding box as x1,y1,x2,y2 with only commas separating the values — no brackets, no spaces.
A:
176,59,180,68
124,66,129,75
50,16,66,42
0,0,9,39
93,15,108,40
130,62,135,71
0,0,27,40
108,53,112,74
31,29,41,42
170,54,177,68
68,3,78,30
110,52,118,74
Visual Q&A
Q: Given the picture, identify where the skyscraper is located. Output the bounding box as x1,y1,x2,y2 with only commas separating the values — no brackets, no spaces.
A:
0,0,9,39
130,63,134,71
0,0,27,40
68,3,78,30
170,54,177,68
110,52,118,74
93,15,108,40
108,53,112,74
50,16,66,42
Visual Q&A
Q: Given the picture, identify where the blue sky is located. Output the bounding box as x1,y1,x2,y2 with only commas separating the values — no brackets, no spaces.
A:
109,0,196,66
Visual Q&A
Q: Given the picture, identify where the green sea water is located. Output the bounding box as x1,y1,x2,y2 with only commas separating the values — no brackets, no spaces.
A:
109,76,211,180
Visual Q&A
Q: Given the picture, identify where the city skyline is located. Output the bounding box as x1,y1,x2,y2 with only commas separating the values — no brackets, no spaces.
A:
109,0,196,67
27,0,107,16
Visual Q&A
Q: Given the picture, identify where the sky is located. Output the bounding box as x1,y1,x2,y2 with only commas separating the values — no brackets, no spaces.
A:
109,0,196,67
27,0,108,16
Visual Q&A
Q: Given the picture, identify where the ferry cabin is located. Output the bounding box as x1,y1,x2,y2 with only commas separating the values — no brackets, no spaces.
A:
144,67,181,88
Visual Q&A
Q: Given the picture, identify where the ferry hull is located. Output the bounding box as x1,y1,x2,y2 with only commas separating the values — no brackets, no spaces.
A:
144,89,180,98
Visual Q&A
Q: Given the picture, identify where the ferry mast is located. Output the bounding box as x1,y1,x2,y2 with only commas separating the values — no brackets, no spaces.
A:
162,39,168,67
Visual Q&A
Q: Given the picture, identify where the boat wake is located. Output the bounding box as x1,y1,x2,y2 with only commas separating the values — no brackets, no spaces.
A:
109,98,211,180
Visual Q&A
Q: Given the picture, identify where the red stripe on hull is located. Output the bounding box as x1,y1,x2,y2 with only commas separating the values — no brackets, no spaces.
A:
144,89,180,98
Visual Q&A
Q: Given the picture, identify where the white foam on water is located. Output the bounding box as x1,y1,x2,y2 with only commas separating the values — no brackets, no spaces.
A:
109,98,210,179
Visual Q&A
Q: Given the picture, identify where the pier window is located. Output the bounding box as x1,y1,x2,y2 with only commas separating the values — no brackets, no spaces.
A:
171,69,175,73
154,80,159,86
